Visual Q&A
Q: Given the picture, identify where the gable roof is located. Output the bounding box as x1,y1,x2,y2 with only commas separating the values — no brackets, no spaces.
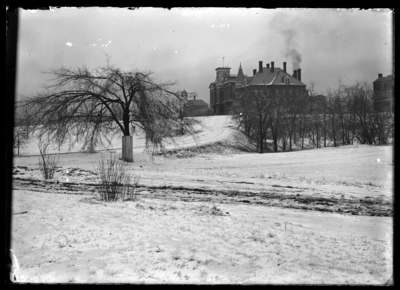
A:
373,74,393,83
187,99,208,107
248,68,306,86
245,76,253,84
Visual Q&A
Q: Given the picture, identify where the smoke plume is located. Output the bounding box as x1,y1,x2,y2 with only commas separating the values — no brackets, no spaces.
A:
282,28,302,70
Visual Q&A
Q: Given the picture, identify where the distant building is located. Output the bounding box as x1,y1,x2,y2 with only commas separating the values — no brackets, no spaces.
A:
209,60,307,115
373,74,394,113
312,94,327,109
180,90,209,117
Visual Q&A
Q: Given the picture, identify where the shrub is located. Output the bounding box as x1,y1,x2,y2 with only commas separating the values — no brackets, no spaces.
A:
38,141,60,180
210,204,224,216
95,153,140,201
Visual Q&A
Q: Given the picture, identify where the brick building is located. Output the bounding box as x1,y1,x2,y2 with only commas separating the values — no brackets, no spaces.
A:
209,60,307,115
373,74,394,113
180,90,209,117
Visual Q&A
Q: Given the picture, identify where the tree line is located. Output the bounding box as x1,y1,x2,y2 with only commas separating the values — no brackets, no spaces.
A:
231,79,393,153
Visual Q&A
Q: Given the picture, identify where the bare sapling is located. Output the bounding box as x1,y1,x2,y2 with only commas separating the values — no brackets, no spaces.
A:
95,153,140,202
38,141,60,180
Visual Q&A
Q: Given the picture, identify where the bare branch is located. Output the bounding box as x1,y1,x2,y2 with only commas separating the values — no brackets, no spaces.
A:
17,58,198,161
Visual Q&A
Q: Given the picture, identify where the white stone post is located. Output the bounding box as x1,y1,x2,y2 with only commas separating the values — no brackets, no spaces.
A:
122,136,133,162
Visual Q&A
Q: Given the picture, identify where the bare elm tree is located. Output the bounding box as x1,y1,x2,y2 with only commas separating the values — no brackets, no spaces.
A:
17,58,199,162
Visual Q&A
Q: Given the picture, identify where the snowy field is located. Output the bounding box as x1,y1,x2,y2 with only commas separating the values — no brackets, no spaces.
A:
14,116,235,156
11,116,393,284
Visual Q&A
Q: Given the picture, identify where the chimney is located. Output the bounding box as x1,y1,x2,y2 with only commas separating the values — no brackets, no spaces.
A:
267,63,270,68
378,73,383,78
259,61,263,73
253,69,257,76
283,62,287,73
297,68,301,82
271,62,274,73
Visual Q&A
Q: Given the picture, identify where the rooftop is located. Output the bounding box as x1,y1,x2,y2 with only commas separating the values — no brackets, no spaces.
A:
373,74,393,83
248,67,306,86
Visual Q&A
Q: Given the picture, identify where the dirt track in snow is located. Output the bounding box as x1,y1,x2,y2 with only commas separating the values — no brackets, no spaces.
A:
12,173,392,217
13,130,393,218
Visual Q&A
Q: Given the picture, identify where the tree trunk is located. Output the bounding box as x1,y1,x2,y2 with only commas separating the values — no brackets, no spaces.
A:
122,136,133,162
293,121,296,144
88,129,97,153
256,132,259,152
312,130,315,147
300,119,304,149
88,138,95,153
122,110,133,162
341,115,345,145
332,114,336,147
259,116,263,153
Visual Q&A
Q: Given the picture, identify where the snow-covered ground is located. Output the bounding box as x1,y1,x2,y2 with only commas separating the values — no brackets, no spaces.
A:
14,116,235,156
11,116,393,284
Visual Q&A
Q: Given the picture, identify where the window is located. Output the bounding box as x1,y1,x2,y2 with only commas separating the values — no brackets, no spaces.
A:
289,89,293,96
276,89,279,95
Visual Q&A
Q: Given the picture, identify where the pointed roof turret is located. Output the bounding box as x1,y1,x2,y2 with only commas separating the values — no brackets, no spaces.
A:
236,62,245,86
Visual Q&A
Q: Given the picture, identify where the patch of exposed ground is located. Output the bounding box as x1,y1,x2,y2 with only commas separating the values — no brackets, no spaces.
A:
12,168,392,217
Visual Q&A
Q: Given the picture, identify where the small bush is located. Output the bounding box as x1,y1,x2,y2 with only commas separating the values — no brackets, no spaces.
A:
95,153,140,202
210,204,224,216
38,141,60,180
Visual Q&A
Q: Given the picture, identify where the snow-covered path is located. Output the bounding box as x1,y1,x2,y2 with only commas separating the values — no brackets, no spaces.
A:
163,116,235,150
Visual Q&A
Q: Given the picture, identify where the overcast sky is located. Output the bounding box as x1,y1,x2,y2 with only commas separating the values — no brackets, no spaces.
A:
16,8,393,103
